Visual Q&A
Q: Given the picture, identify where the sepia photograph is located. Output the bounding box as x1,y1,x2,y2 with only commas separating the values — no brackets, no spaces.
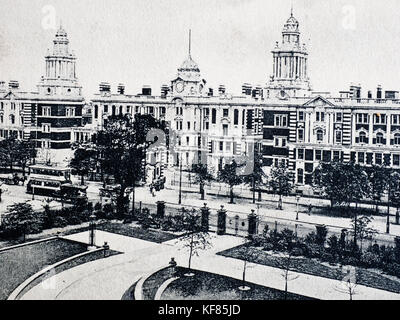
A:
0,0,400,310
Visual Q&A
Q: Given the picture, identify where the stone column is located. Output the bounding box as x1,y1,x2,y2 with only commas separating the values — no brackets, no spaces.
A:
217,205,227,235
200,203,210,232
248,209,258,238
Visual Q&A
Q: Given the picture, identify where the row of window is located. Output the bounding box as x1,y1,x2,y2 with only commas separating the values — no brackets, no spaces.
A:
356,132,400,145
297,128,342,143
350,152,400,166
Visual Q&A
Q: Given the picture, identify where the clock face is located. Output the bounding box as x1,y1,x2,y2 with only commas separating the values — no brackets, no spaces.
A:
176,82,185,93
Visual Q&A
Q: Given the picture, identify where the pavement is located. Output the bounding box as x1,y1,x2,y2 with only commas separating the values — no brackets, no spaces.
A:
20,230,400,300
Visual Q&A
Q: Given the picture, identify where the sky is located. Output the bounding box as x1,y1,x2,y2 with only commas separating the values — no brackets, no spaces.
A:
0,0,400,98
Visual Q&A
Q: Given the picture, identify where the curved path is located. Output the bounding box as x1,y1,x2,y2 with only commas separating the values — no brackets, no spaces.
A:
21,231,400,300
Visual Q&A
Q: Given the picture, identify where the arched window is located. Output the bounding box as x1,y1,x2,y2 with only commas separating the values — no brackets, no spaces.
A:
119,105,123,115
395,133,400,145
10,114,15,124
376,132,384,144
316,129,323,142
359,131,367,144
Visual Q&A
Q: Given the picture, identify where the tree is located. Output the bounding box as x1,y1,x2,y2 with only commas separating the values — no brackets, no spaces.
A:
1,203,43,241
93,114,165,215
335,266,358,300
178,208,212,273
218,159,243,204
268,163,293,210
274,250,299,300
0,135,20,173
242,152,266,203
191,164,214,200
70,146,97,185
366,165,389,214
16,139,37,181
235,240,263,290
350,215,378,251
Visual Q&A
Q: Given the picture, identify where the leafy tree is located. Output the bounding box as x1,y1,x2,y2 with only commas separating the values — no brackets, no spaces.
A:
191,164,214,200
350,215,377,251
178,208,212,272
70,146,97,185
366,165,389,214
268,163,293,210
314,161,369,209
16,139,37,181
93,114,165,215
1,203,43,241
242,152,266,203
218,159,243,204
0,135,20,173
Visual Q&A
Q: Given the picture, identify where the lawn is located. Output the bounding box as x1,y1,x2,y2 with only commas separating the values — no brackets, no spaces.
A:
0,238,88,300
160,267,315,300
219,245,400,294
97,222,180,243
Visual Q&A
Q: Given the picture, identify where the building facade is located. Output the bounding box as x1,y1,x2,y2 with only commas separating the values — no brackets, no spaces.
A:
0,25,85,164
2,12,400,191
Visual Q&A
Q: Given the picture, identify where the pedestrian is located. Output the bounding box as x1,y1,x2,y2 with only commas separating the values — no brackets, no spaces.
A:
308,203,312,216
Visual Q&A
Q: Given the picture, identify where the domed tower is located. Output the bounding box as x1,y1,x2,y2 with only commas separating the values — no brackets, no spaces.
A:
171,30,206,96
266,9,311,98
37,24,82,97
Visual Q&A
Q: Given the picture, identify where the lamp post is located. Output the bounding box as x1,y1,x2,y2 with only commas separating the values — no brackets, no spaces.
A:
178,152,182,205
89,213,96,247
296,195,300,221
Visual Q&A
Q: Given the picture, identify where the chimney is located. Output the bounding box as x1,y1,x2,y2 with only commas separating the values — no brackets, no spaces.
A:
208,88,214,97
368,91,372,99
218,85,226,95
142,85,152,96
349,84,361,99
117,83,125,95
242,83,252,96
0,81,5,91
161,84,169,98
8,80,19,90
377,85,382,99
99,82,111,94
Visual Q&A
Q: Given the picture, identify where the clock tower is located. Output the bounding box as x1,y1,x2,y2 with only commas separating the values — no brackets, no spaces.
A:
266,9,312,98
171,30,206,97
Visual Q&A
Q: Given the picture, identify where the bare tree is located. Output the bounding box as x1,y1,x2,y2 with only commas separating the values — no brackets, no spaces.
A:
275,251,299,299
234,240,263,290
335,266,358,300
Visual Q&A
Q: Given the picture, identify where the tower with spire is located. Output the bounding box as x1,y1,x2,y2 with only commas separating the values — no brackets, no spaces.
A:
37,24,82,97
170,30,206,96
266,8,311,98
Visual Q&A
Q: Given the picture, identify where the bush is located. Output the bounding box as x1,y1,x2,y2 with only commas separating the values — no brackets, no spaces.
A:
360,252,381,268
315,225,328,246
291,247,304,257
384,263,400,277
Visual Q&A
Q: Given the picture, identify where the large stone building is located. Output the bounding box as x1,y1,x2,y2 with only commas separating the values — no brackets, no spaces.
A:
0,25,85,164
2,11,400,192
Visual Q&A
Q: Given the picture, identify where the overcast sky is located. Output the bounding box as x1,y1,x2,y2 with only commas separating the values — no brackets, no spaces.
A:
0,0,399,98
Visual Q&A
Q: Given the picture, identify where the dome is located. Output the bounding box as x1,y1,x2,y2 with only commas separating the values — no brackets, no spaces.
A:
283,14,299,32
178,55,200,72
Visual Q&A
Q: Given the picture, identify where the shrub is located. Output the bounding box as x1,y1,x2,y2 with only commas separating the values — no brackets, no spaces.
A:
304,231,317,245
360,252,381,268
291,247,304,257
384,263,400,278
52,216,69,228
315,225,328,246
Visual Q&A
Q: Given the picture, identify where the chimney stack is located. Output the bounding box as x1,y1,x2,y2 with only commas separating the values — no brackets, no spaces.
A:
0,81,5,92
142,85,152,96
368,90,372,99
208,88,214,97
117,83,125,95
242,83,252,96
8,80,19,90
218,85,226,95
99,82,111,95
161,84,169,98
377,85,382,99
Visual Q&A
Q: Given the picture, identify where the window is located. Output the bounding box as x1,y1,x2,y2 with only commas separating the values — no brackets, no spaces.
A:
316,112,325,122
205,122,209,130
274,115,288,127
315,150,322,161
42,124,51,133
336,113,342,122
335,130,342,143
10,115,15,124
104,105,109,113
42,106,51,116
394,133,400,145
375,153,383,165
358,152,365,164
219,141,223,151
94,105,98,119
282,138,287,147
187,122,191,130
212,108,217,124
234,109,239,125
394,154,400,166
376,132,384,144
66,107,75,117
226,142,231,151
297,169,304,184
160,107,166,115
298,129,304,141
333,151,340,161
186,136,190,145
298,149,304,160
316,129,323,142
223,109,229,117
176,120,183,130
357,113,369,124
176,106,183,115
148,106,154,115
374,114,386,124
298,111,304,121
392,115,400,125
223,124,228,136
359,132,368,144
204,108,210,116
